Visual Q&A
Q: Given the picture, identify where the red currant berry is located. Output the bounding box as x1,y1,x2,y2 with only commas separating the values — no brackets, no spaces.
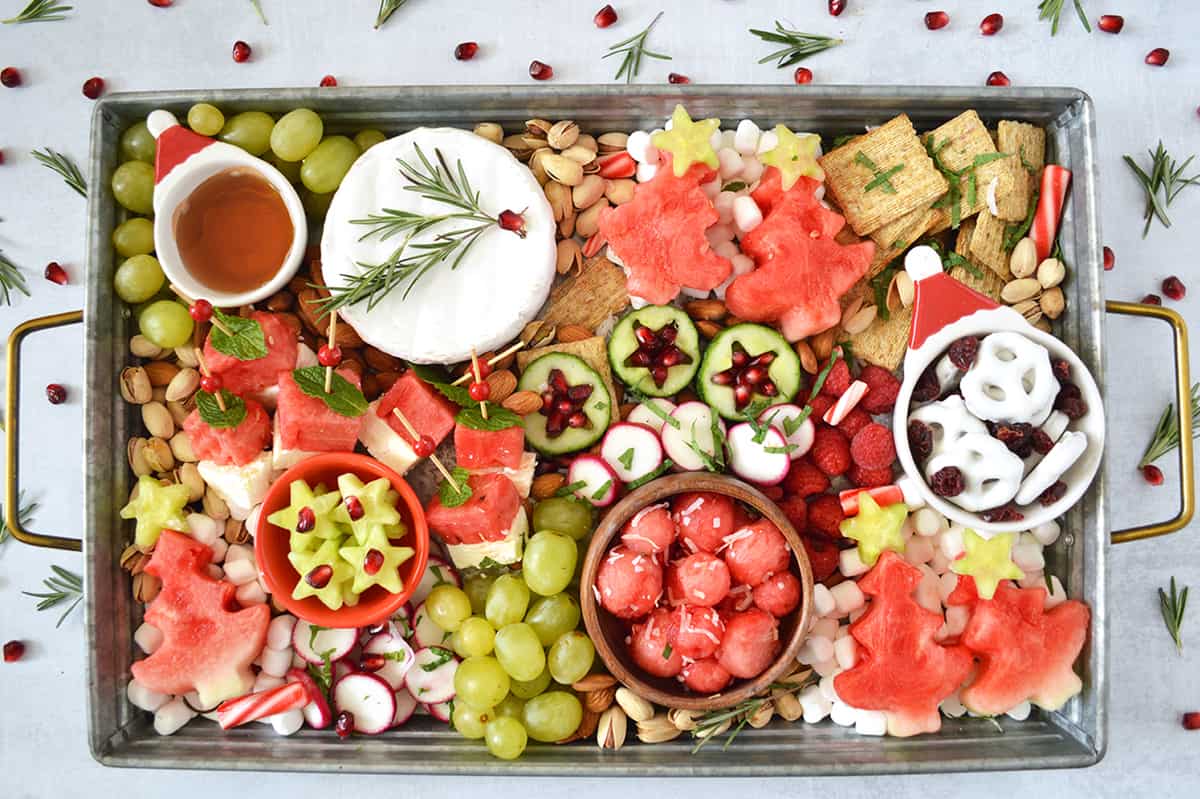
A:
468,381,491,401
413,435,435,457
189,299,214,322
200,374,223,394
317,344,343,367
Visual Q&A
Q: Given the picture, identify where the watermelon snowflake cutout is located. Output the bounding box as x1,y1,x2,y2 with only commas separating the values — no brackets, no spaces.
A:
650,104,721,177
288,537,356,610
338,526,414,596
838,492,908,567
758,125,824,191
950,529,1025,600
948,578,1090,716
266,480,343,553
332,474,403,544
130,530,270,707
119,474,191,549
725,173,876,341
834,551,974,737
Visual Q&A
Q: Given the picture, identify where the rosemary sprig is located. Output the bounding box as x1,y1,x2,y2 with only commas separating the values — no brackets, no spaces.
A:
1139,383,1200,468
249,0,266,24
0,492,38,546
1123,142,1200,238
32,148,87,197
750,21,842,69
1037,0,1091,36
1158,576,1189,654
603,11,670,84
0,249,31,306
690,676,813,753
374,0,408,29
2,0,72,24
23,564,83,627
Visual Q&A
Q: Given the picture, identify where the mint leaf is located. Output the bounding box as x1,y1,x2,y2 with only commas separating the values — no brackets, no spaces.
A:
292,366,368,418
438,467,473,508
591,479,613,501
783,412,806,438
626,459,673,491
764,443,799,455
409,363,475,407
722,180,748,193
421,646,455,672
456,405,522,431
555,480,587,497
617,447,636,471
661,643,673,660
208,308,268,361
195,389,247,428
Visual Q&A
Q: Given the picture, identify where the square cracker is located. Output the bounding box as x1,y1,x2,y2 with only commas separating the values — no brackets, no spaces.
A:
819,114,949,237
998,120,1046,175
850,302,913,372
950,264,1005,302
968,210,1012,280
986,155,1033,222
517,337,618,423
540,255,629,332
924,110,1021,224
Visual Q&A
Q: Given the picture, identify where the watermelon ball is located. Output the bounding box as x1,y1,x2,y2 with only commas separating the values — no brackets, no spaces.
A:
666,552,731,607
681,657,733,694
717,608,781,679
718,583,756,615
595,545,663,619
673,604,725,660
724,519,791,586
629,607,683,678
620,503,675,556
753,571,801,617
672,491,737,554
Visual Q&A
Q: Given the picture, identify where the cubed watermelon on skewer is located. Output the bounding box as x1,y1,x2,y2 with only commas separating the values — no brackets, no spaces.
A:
376,371,457,447
202,312,298,396
183,397,272,466
454,423,525,470
275,368,364,454
425,473,526,570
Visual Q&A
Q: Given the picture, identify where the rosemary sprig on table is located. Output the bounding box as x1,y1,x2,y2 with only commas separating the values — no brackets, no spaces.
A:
0,492,37,546
249,0,267,24
604,11,670,84
1123,142,1200,238
23,564,83,627
1037,0,1091,36
750,22,842,69
2,0,72,24
1159,576,1189,654
32,148,87,197
0,249,31,306
1139,383,1200,468
374,0,408,29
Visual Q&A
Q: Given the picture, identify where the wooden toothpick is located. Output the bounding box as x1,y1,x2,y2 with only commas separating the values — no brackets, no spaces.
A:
450,339,528,386
391,408,459,492
170,284,233,336
470,348,489,421
324,312,337,394
194,347,227,412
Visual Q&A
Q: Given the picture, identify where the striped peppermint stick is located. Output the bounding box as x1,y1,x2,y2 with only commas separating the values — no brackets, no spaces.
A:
1030,165,1072,261
823,380,868,426
839,484,905,516
216,680,310,730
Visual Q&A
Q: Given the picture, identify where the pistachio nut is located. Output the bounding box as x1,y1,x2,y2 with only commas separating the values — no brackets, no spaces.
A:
120,366,153,405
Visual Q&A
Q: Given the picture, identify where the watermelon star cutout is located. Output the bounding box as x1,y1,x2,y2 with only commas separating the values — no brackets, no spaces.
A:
338,526,414,596
759,125,824,191
267,480,343,554
120,474,191,549
333,474,403,544
288,538,355,610
651,105,721,177
951,529,1025,600
839,493,908,567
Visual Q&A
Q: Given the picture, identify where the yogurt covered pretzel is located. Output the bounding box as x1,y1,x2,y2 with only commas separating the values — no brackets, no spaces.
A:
960,331,1057,426
908,395,988,461
924,432,1024,512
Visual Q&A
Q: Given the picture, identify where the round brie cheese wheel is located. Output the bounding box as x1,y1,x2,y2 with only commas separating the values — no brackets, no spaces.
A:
321,127,556,364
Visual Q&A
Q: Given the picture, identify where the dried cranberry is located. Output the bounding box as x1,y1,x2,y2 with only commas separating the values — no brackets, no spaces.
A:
908,420,934,461
46,384,67,404
1051,358,1071,383
1142,464,1164,486
948,336,980,371
1163,276,1186,301
82,77,105,99
1055,385,1088,419
454,42,479,61
930,466,964,497
1032,428,1055,455
990,422,1034,458
912,365,941,402
3,640,24,662
1039,481,1067,507
980,505,1024,523
1143,293,1162,306
232,41,252,63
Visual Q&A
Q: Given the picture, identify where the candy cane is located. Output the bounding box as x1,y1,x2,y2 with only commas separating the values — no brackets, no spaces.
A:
216,681,310,730
839,484,905,517
1030,165,1071,262
823,380,868,426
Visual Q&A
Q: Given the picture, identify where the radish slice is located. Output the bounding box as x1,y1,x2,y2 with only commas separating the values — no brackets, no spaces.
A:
333,672,396,735
426,700,453,722
391,603,415,640
410,556,460,607
292,620,358,664
662,401,726,472
286,667,332,729
600,422,664,482
404,647,458,704
568,454,620,507
758,403,815,460
727,422,791,485
392,686,419,727
626,398,678,433
333,659,357,682
362,632,416,690
412,601,453,649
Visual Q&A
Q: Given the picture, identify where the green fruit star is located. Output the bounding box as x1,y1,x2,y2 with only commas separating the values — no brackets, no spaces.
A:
332,474,403,544
759,124,825,190
267,480,344,553
839,493,908,568
339,526,414,596
120,474,191,549
951,529,1025,600
651,104,721,177
289,538,355,610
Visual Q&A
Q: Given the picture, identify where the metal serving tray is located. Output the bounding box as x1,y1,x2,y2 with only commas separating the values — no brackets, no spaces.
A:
71,85,1111,775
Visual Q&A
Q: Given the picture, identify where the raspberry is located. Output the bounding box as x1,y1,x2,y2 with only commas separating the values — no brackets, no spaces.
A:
930,466,964,497
806,493,844,537
990,422,1034,458
1032,428,1055,454
980,505,1024,523
948,336,980,371
778,495,808,532
1051,358,1071,383
908,420,934,461
836,407,872,439
857,365,901,414
806,393,835,422
783,458,830,497
820,358,852,398
848,463,895,488
912,365,941,402
849,423,896,470
801,533,840,582
810,426,851,476
1038,480,1067,506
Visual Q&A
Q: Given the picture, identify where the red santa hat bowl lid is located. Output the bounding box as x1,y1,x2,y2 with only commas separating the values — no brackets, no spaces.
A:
147,109,307,308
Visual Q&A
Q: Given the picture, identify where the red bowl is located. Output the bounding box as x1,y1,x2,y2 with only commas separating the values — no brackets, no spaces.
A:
255,452,429,628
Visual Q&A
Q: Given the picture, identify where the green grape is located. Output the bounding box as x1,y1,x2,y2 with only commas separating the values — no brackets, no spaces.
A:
525,593,581,647
187,103,225,137
301,188,334,220
493,622,545,682
111,161,155,215
453,616,495,658
300,135,359,194
267,152,303,184
271,108,324,162
454,656,510,711
521,692,582,743
138,300,194,349
426,584,472,632
485,573,530,628
451,702,491,740
547,631,595,685
219,111,275,156
120,122,157,164
354,128,388,152
532,497,593,541
463,573,496,615
114,254,165,304
508,666,552,700
484,717,527,761
494,693,526,720
111,218,155,257
521,531,577,596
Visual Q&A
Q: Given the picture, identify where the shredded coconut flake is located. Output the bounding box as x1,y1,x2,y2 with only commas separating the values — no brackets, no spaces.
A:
631,502,668,528
683,498,704,516
986,177,1000,217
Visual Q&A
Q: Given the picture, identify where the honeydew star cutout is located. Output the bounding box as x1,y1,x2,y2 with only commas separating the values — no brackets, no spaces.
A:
951,529,1025,600
839,493,908,567
339,527,414,596
333,474,403,544
119,474,191,549
759,125,825,191
651,105,721,177
288,538,354,610
266,480,343,544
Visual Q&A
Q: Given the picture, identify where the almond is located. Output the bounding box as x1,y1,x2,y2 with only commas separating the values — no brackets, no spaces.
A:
559,707,600,744
695,320,723,339
531,472,566,500
485,370,517,403
584,686,617,713
503,390,542,416
811,327,837,361
794,339,818,374
143,360,179,387
685,298,727,321
557,324,594,343
572,673,617,692
133,572,162,604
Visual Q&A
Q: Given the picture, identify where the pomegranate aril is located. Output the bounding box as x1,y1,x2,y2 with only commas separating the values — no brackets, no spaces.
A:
1103,246,1115,271
567,384,593,401
3,640,25,662
634,325,655,346
305,565,333,588
668,72,691,85
743,367,765,386
44,262,68,285
1142,464,1164,486
986,70,1011,87
199,374,223,394
414,435,435,458
925,11,950,30
361,653,386,672
147,0,172,6
1142,294,1162,306
468,380,491,401
594,4,617,28
46,384,67,404
345,496,364,521
190,298,214,322
828,0,846,16
568,412,587,428
980,13,1003,35
1184,712,1200,730
556,399,574,414
317,344,343,367
296,506,316,533
320,75,338,87
0,150,5,165
455,42,479,61
793,67,813,85
232,41,252,63
1,67,22,88
1097,14,1124,33
498,209,527,237
1145,48,1170,67
1163,276,1186,301
363,549,385,575
82,77,105,100
529,60,554,81
335,710,355,738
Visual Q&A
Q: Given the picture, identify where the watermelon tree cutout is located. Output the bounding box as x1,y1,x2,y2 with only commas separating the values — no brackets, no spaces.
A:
834,551,974,736
130,530,270,707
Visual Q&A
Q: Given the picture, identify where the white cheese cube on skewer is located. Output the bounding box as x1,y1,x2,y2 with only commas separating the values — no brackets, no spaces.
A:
197,451,274,521
357,399,418,476
445,507,528,571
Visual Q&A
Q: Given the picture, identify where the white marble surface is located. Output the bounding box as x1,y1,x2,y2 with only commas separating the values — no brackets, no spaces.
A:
1,1,1198,795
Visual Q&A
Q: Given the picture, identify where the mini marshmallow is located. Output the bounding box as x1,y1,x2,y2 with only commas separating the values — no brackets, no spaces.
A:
798,635,834,664
153,697,197,736
271,708,305,736
708,225,737,248
701,178,722,201
636,162,658,183
929,550,953,576
715,191,738,224
1030,519,1062,547
236,579,268,607
912,507,946,537
260,646,294,679
855,710,888,736
906,535,936,566
1016,430,1088,506
800,684,833,723
938,572,960,603
812,657,840,677
245,504,263,536
915,566,942,614
835,623,852,639
1005,701,1032,721
830,580,866,617
839,546,871,578
127,679,170,712
292,652,307,668
626,130,656,163
187,513,221,546
225,543,253,564
756,130,780,155
908,395,989,461
818,674,840,703
741,156,764,183
1018,570,1045,589
925,433,1025,512
829,700,860,727
267,614,297,650
734,119,762,155
812,616,839,641
254,673,285,693
848,605,867,623
680,285,711,299
942,605,969,639
717,148,744,180
834,634,858,671
732,195,764,233
135,622,164,655
813,583,837,617
206,564,224,581
720,130,736,150
960,331,1057,426
897,476,927,509
1011,534,1045,573
939,526,966,560
940,692,967,718
1044,575,1067,609
223,557,258,587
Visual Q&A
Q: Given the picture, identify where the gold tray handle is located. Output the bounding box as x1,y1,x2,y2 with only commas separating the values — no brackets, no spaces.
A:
1106,300,1194,543
5,310,85,551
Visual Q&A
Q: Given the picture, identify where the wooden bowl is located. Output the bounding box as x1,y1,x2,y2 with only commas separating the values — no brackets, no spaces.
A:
580,473,814,712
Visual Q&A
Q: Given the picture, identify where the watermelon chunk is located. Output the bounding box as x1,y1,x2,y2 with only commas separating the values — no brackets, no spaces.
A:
376,371,457,447
726,171,875,341
597,159,732,304
130,530,270,708
425,473,520,546
202,311,298,396
834,551,974,737
275,368,364,453
454,423,525,470
182,397,271,466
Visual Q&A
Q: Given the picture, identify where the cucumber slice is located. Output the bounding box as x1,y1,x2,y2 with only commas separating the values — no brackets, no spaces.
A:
696,323,802,420
518,353,613,455
608,305,701,397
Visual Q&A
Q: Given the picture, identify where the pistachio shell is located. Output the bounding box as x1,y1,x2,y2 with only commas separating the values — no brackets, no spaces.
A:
165,367,200,402
572,174,606,209
614,687,654,723
560,144,597,166
596,706,627,750
597,131,629,154
127,437,152,477
895,270,916,307
169,431,196,463
130,335,165,359
556,238,583,274
1001,278,1042,304
473,122,504,144
178,462,205,502
1009,237,1038,279
1040,286,1066,319
575,198,609,238
142,401,176,440
143,437,175,473
1037,257,1066,289
544,153,584,187
174,346,200,368
605,178,637,205
544,180,573,222
547,120,580,150
120,366,152,405
203,487,230,520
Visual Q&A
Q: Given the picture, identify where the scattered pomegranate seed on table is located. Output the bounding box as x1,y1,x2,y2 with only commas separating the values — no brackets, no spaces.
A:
414,435,436,458
1103,246,1115,271
1184,712,1200,730
46,384,67,404
1142,293,1162,305
199,374,223,393
147,0,172,6
828,0,847,16
1145,48,1170,67
925,11,950,31
668,72,690,84
1097,15,1125,34
986,71,1011,86
335,710,355,739
794,67,813,85
454,42,479,61
82,77,105,100
528,60,553,81
1142,465,1164,486
317,344,343,367
980,13,1003,35
44,262,68,285
189,298,214,322
499,209,527,235
3,640,24,663
594,4,617,28
319,75,337,87
468,381,491,401
1,67,22,88
232,41,252,63
0,150,5,165
1162,276,1186,301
